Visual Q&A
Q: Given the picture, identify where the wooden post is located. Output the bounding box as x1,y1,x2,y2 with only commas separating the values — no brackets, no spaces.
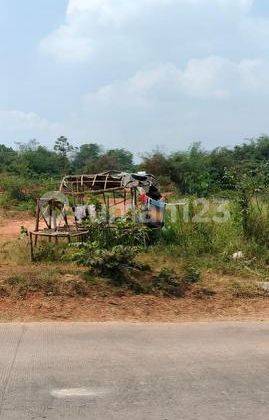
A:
131,188,136,221
30,233,34,261
64,213,69,230
34,200,40,246
124,190,127,215
48,203,52,229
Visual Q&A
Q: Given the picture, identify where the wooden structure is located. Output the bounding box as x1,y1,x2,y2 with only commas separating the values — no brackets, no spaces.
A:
29,191,89,260
29,171,162,260
59,170,161,211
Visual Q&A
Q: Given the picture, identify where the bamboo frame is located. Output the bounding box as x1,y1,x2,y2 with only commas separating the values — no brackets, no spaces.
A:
29,171,161,260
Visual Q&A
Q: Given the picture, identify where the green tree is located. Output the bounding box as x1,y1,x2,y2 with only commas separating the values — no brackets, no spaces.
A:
106,148,135,171
54,136,73,174
13,140,61,177
0,145,17,172
169,143,211,196
86,148,135,173
224,160,269,236
72,143,102,172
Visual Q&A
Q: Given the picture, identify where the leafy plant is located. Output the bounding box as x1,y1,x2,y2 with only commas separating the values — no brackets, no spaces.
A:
153,268,189,297
33,242,67,262
69,242,139,279
83,217,149,248
183,266,201,284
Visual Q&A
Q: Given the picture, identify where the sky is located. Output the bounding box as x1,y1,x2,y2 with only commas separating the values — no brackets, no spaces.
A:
1,0,269,153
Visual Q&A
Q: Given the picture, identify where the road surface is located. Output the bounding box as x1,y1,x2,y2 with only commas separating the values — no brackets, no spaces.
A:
0,322,268,419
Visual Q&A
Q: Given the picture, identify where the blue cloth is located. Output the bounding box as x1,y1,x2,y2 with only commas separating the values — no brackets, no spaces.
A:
149,198,166,209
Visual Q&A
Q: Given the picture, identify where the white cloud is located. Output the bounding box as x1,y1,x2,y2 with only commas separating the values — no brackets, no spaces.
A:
40,0,256,62
40,25,93,62
179,57,231,98
85,56,269,105
0,110,62,142
31,0,269,151
66,0,254,18
72,54,269,150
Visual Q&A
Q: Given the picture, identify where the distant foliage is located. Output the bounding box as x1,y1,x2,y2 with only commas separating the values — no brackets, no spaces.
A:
1,136,268,196
140,137,269,196
0,136,268,220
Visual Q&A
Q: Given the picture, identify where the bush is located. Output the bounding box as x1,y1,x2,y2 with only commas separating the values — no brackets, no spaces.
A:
183,266,201,284
247,196,269,246
0,175,59,210
83,217,149,248
160,196,268,268
69,242,139,279
33,242,68,262
153,268,189,297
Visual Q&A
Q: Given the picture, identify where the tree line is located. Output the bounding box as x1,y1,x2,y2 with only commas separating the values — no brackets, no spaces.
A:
0,135,268,196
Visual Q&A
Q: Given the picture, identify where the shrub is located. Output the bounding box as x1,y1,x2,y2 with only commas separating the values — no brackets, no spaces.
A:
183,266,201,284
69,242,139,279
83,217,149,248
152,268,189,297
33,242,67,262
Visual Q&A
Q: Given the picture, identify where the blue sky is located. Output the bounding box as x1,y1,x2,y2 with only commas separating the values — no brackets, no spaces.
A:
1,0,269,153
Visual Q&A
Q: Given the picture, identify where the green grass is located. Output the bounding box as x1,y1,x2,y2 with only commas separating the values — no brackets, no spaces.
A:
158,196,268,272
0,193,267,302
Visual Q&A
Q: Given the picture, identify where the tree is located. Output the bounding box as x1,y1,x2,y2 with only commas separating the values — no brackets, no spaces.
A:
11,140,62,177
0,145,17,173
72,143,102,173
139,150,172,188
209,147,234,190
140,151,170,176
224,160,269,236
54,136,73,174
84,148,135,173
169,143,212,196
106,149,135,171
22,146,61,176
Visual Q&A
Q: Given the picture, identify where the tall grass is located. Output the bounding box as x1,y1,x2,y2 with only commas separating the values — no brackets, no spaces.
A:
247,195,269,246
159,197,268,267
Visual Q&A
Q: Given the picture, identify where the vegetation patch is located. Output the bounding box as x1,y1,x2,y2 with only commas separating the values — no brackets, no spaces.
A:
228,279,266,299
0,136,268,318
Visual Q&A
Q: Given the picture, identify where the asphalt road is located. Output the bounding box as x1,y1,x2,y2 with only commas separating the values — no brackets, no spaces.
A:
0,322,268,419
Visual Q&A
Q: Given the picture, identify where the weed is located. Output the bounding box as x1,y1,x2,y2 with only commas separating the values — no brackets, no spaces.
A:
33,242,67,262
153,268,189,297
183,266,201,284
229,279,265,298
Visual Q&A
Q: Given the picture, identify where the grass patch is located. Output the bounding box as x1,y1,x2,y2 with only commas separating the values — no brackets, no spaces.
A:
228,279,266,299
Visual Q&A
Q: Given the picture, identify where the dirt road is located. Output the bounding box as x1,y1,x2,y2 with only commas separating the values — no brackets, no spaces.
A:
0,213,35,238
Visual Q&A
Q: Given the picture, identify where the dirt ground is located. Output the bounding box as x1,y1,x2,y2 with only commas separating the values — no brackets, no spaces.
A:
0,294,268,322
0,211,35,238
0,211,268,322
